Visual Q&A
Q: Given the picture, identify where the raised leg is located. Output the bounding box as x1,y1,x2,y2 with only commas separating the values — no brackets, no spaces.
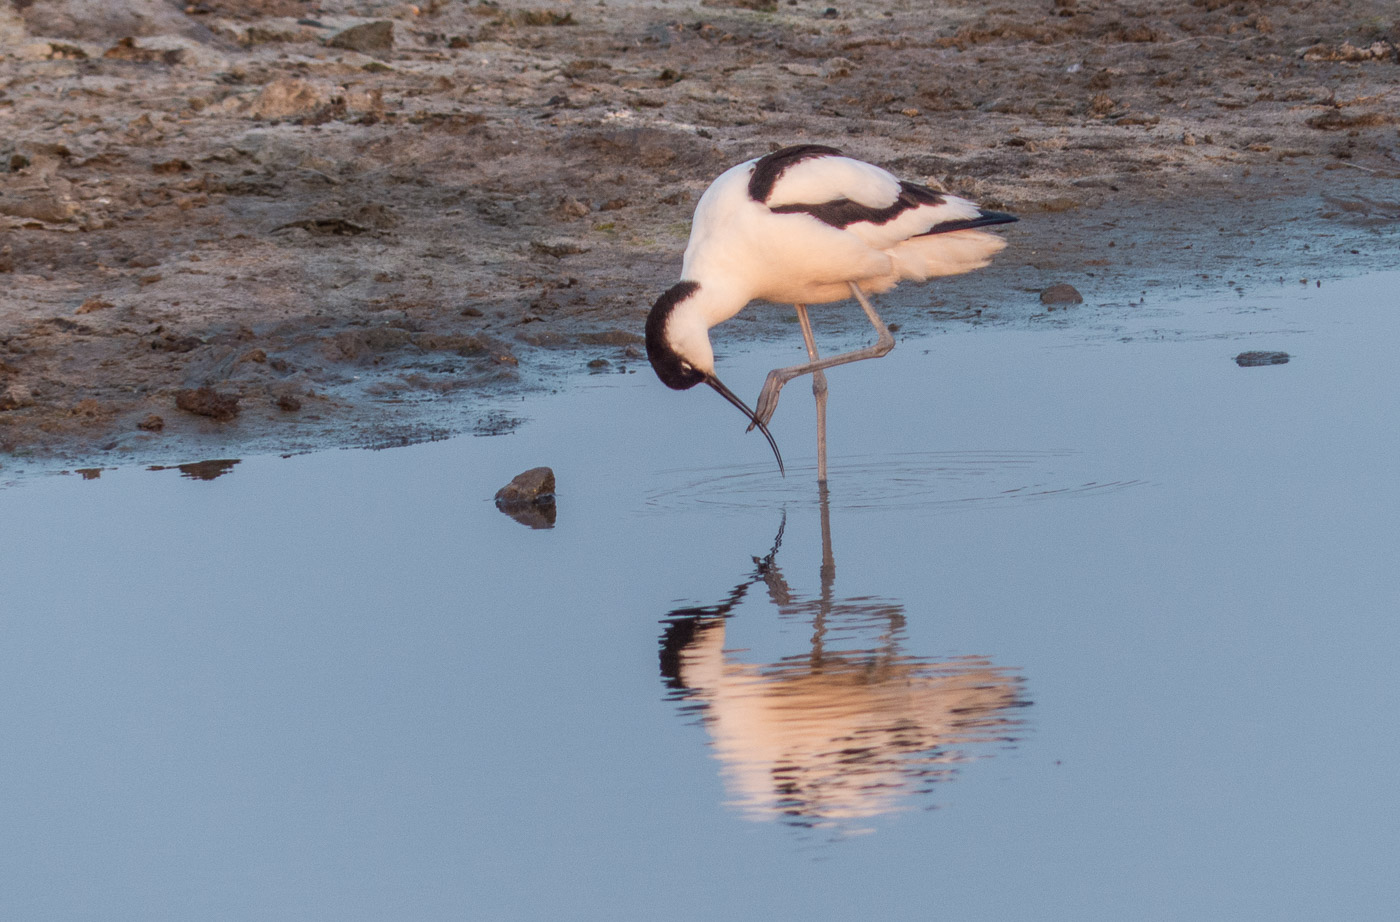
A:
749,282,895,430
793,304,829,483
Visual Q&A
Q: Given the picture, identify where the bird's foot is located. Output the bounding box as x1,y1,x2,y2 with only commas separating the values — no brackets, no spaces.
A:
747,368,790,431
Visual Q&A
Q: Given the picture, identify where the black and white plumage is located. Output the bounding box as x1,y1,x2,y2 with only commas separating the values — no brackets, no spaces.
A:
646,144,1016,481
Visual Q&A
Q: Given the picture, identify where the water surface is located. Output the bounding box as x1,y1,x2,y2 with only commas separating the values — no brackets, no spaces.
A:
3,273,1397,920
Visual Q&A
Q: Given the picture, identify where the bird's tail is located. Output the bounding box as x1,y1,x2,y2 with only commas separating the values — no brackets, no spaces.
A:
888,230,1008,282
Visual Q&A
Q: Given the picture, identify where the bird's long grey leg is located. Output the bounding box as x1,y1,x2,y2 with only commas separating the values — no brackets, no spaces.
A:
792,304,829,483
749,282,895,431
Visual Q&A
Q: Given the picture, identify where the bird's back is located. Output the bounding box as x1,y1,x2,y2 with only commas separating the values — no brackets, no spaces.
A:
680,146,1015,308
682,158,895,307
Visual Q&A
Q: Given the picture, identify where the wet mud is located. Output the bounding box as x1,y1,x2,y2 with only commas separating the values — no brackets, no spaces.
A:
2,0,1398,468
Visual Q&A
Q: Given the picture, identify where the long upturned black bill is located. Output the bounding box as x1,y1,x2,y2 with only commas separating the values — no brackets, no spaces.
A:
705,374,785,477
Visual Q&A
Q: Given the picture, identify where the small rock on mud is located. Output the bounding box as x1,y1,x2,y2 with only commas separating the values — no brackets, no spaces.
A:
245,78,329,120
531,238,590,258
75,298,114,314
102,37,182,66
1,383,35,411
327,21,394,54
175,386,240,421
1040,283,1084,306
1235,351,1290,367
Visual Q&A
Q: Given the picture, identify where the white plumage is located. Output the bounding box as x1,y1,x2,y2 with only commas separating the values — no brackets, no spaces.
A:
646,144,1015,481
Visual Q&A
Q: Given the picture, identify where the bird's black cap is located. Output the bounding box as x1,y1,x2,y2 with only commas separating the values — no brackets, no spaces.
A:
645,280,785,476
646,281,704,391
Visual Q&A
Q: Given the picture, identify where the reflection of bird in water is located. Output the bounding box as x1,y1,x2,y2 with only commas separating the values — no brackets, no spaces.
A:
645,145,1016,481
659,488,1029,829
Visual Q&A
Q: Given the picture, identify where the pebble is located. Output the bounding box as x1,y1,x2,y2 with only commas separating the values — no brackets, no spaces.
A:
531,238,590,258
0,191,81,224
553,197,591,219
495,466,556,504
76,298,114,314
175,386,240,421
495,467,557,529
328,21,395,54
1040,283,1084,306
103,38,182,66
1235,351,1290,367
0,383,34,411
244,78,329,120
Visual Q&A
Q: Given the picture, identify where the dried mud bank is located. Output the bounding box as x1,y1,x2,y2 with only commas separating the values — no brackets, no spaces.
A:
1,0,1397,469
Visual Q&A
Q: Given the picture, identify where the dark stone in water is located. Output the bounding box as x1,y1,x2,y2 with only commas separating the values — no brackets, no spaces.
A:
495,467,557,529
1235,351,1290,367
496,466,554,503
1040,283,1084,307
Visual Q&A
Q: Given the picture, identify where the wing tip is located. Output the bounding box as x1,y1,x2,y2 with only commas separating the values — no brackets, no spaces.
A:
920,210,1019,236
976,209,1019,226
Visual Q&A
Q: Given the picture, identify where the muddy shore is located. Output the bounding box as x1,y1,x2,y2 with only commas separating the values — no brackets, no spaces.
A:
2,0,1397,470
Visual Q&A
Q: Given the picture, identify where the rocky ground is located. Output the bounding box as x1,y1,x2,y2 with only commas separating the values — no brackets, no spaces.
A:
2,0,1397,469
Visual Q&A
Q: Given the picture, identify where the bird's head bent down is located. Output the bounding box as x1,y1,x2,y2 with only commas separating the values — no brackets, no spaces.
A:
646,280,786,476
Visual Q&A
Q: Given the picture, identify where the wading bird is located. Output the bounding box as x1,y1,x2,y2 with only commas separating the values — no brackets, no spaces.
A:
645,144,1016,481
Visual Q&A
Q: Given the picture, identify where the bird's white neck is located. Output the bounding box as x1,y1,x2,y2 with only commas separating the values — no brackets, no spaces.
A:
664,293,718,375
649,279,755,378
665,280,754,374
678,277,751,329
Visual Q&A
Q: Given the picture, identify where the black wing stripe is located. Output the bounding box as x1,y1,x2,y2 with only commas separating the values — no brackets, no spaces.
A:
769,181,949,230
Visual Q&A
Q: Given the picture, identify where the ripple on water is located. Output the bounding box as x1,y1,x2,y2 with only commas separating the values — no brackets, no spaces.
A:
645,449,1148,513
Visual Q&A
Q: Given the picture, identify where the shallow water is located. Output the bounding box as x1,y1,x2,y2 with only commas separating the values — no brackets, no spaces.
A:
3,273,1398,920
